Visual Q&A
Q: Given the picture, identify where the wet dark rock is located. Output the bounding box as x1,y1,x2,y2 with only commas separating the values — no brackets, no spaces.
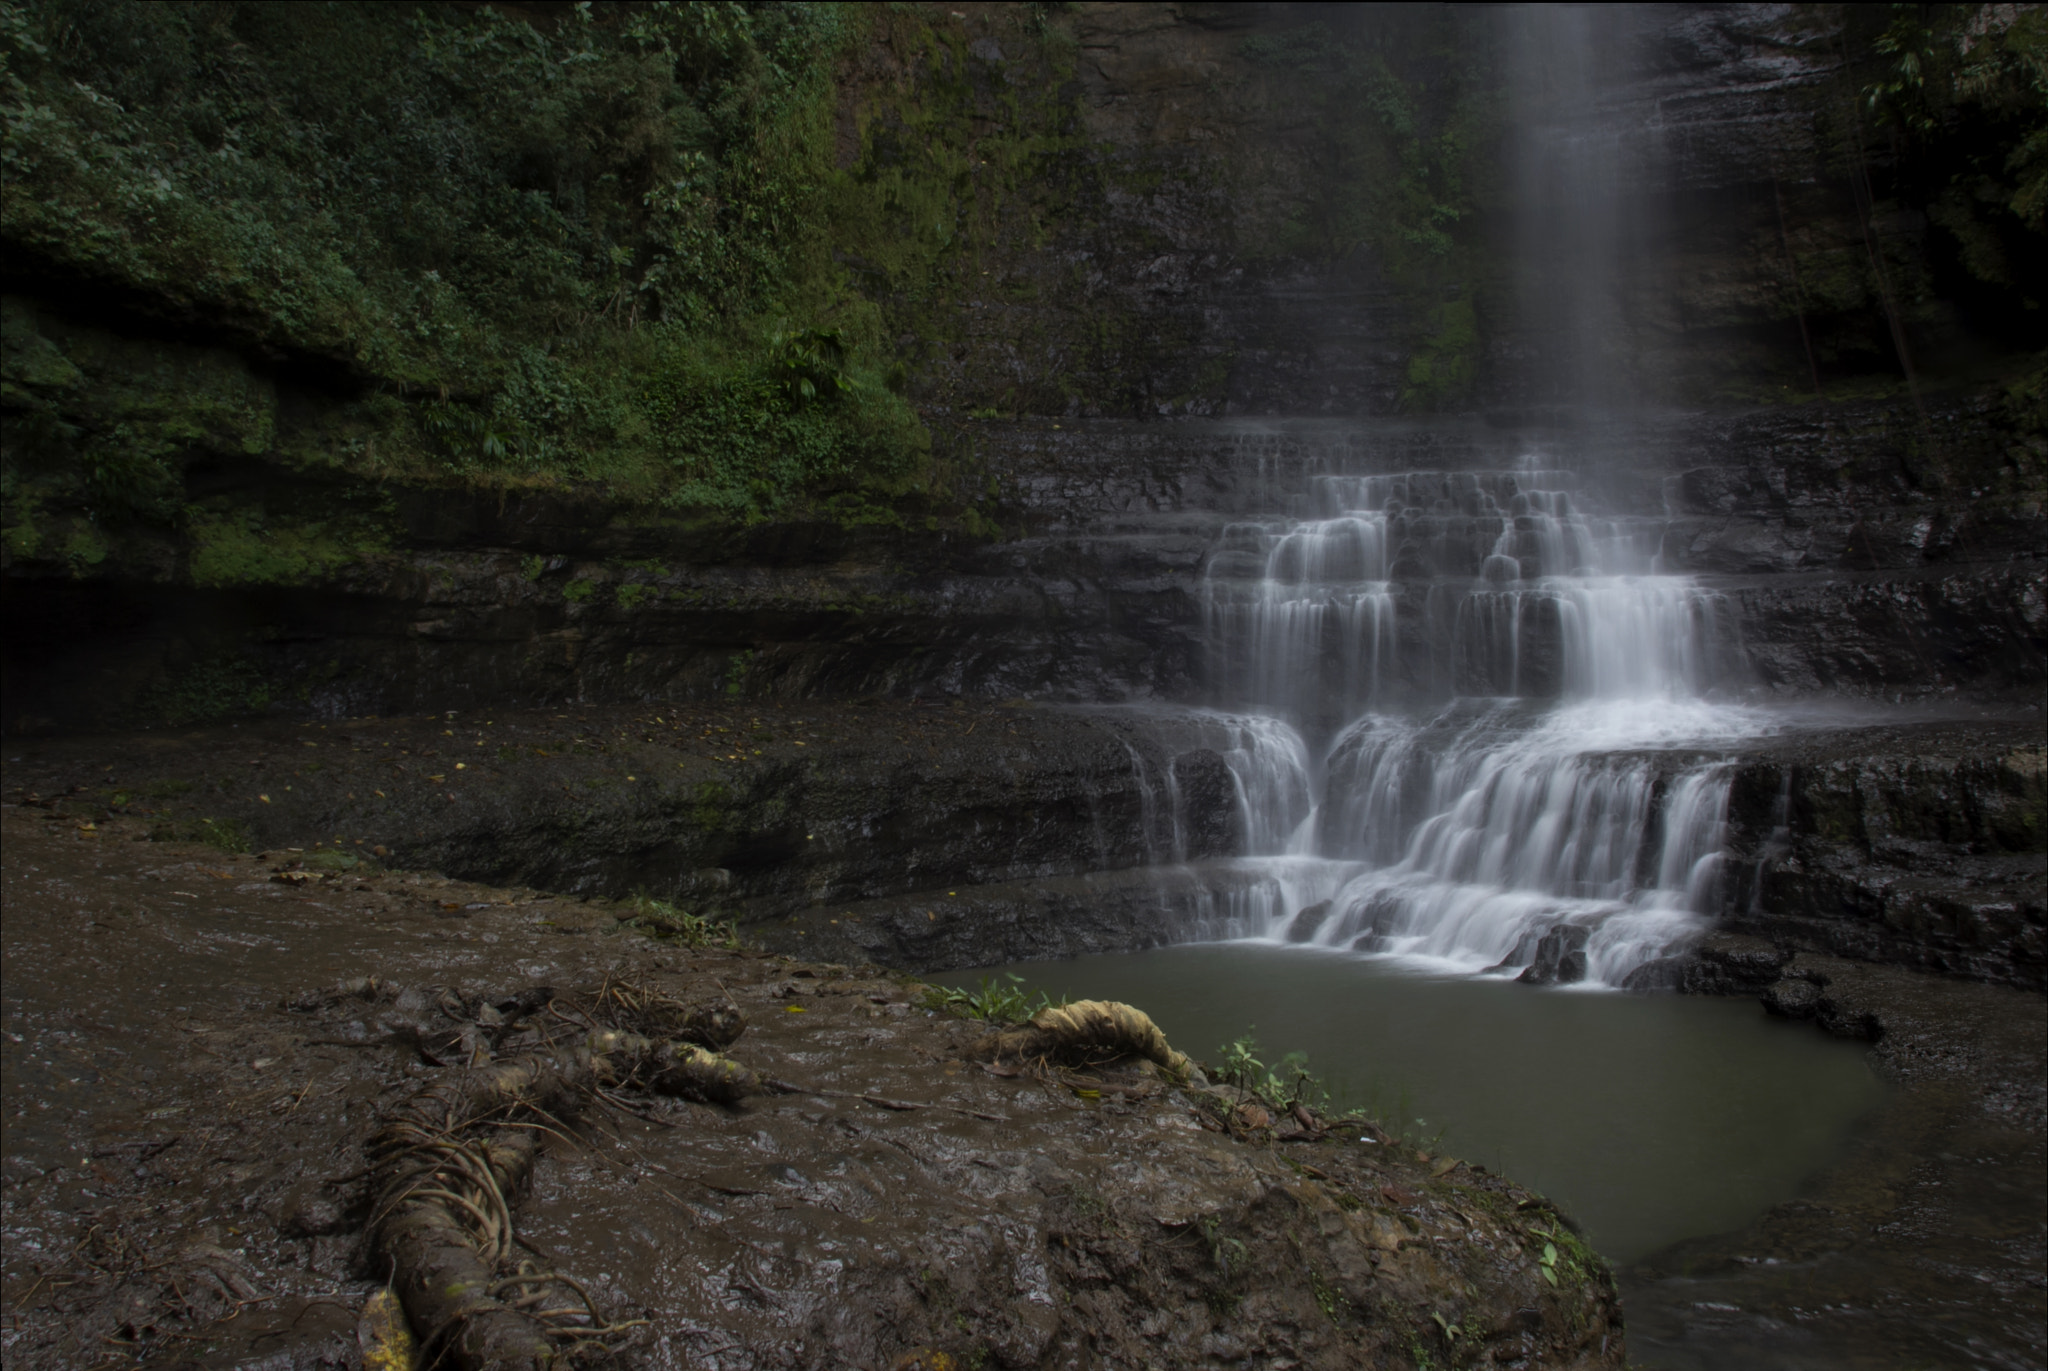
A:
0,704,1249,949
1619,955,1688,993
1164,748,1239,859
1518,924,1592,986
1761,977,1822,1020
1674,931,1792,995
1717,723,2047,989
749,862,1277,971
1284,900,1333,944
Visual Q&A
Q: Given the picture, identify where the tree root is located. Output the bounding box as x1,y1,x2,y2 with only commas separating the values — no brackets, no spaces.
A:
969,999,1194,1080
369,1054,590,1371
587,1030,762,1104
588,976,745,1049
347,981,763,1369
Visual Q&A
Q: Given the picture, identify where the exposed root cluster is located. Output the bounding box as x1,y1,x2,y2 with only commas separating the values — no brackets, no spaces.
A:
969,999,1194,1080
287,975,762,1369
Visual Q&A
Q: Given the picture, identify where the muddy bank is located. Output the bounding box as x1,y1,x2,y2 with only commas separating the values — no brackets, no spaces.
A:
0,803,1622,1370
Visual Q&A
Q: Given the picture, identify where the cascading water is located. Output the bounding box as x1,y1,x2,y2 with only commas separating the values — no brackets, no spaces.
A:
1183,454,1764,987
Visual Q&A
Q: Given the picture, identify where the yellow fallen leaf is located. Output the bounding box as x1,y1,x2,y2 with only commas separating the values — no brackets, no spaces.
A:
454,763,466,770
259,794,271,803
784,1005,807,1014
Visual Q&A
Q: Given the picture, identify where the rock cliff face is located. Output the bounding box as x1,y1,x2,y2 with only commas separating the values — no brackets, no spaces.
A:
1719,724,2045,990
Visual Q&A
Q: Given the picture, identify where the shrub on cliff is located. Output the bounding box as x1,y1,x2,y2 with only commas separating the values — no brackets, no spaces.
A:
0,0,926,514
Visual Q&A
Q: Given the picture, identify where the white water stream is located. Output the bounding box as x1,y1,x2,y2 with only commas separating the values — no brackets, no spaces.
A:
1164,458,1769,986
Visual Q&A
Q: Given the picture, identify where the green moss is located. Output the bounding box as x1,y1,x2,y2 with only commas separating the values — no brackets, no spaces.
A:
0,500,41,558
1401,298,1478,411
690,780,734,831
187,510,368,588
614,581,655,611
0,296,82,392
132,654,271,727
562,577,598,603
61,518,109,570
147,814,251,853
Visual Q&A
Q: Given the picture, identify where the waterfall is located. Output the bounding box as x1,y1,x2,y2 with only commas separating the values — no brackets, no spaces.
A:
1110,7,1753,988
1183,455,1760,987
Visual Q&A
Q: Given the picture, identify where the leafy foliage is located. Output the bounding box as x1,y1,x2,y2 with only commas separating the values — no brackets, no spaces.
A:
921,972,1067,1024
0,0,927,514
622,895,741,950
1212,1030,1329,1111
1849,3,2048,310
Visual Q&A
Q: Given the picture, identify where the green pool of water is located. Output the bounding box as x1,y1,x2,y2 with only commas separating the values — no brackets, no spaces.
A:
941,944,1886,1265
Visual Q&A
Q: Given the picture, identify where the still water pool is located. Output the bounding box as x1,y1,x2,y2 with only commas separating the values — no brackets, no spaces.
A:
941,944,1885,1265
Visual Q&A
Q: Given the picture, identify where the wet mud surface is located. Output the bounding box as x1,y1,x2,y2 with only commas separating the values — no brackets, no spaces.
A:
0,803,1620,1370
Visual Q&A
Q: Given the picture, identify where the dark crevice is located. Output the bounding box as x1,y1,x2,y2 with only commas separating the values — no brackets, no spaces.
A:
1,250,373,401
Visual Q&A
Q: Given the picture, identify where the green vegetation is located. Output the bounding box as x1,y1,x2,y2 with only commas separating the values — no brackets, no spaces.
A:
188,509,376,588
0,0,1532,566
6,0,2031,570
0,0,929,517
1853,3,2047,306
621,894,741,950
1523,1218,1597,1290
920,971,1067,1023
1234,11,1501,410
1402,298,1479,412
1756,3,2048,398
131,653,271,726
147,814,250,852
1211,1030,1330,1112
1239,18,1496,268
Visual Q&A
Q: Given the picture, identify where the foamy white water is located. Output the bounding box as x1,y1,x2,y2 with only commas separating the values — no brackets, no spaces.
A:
1174,458,1764,986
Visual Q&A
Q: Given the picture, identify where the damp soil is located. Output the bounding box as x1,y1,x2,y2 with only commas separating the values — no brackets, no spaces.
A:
0,803,1621,1371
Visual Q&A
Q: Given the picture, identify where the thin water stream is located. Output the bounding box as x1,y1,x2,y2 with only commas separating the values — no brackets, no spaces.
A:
942,946,1887,1267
